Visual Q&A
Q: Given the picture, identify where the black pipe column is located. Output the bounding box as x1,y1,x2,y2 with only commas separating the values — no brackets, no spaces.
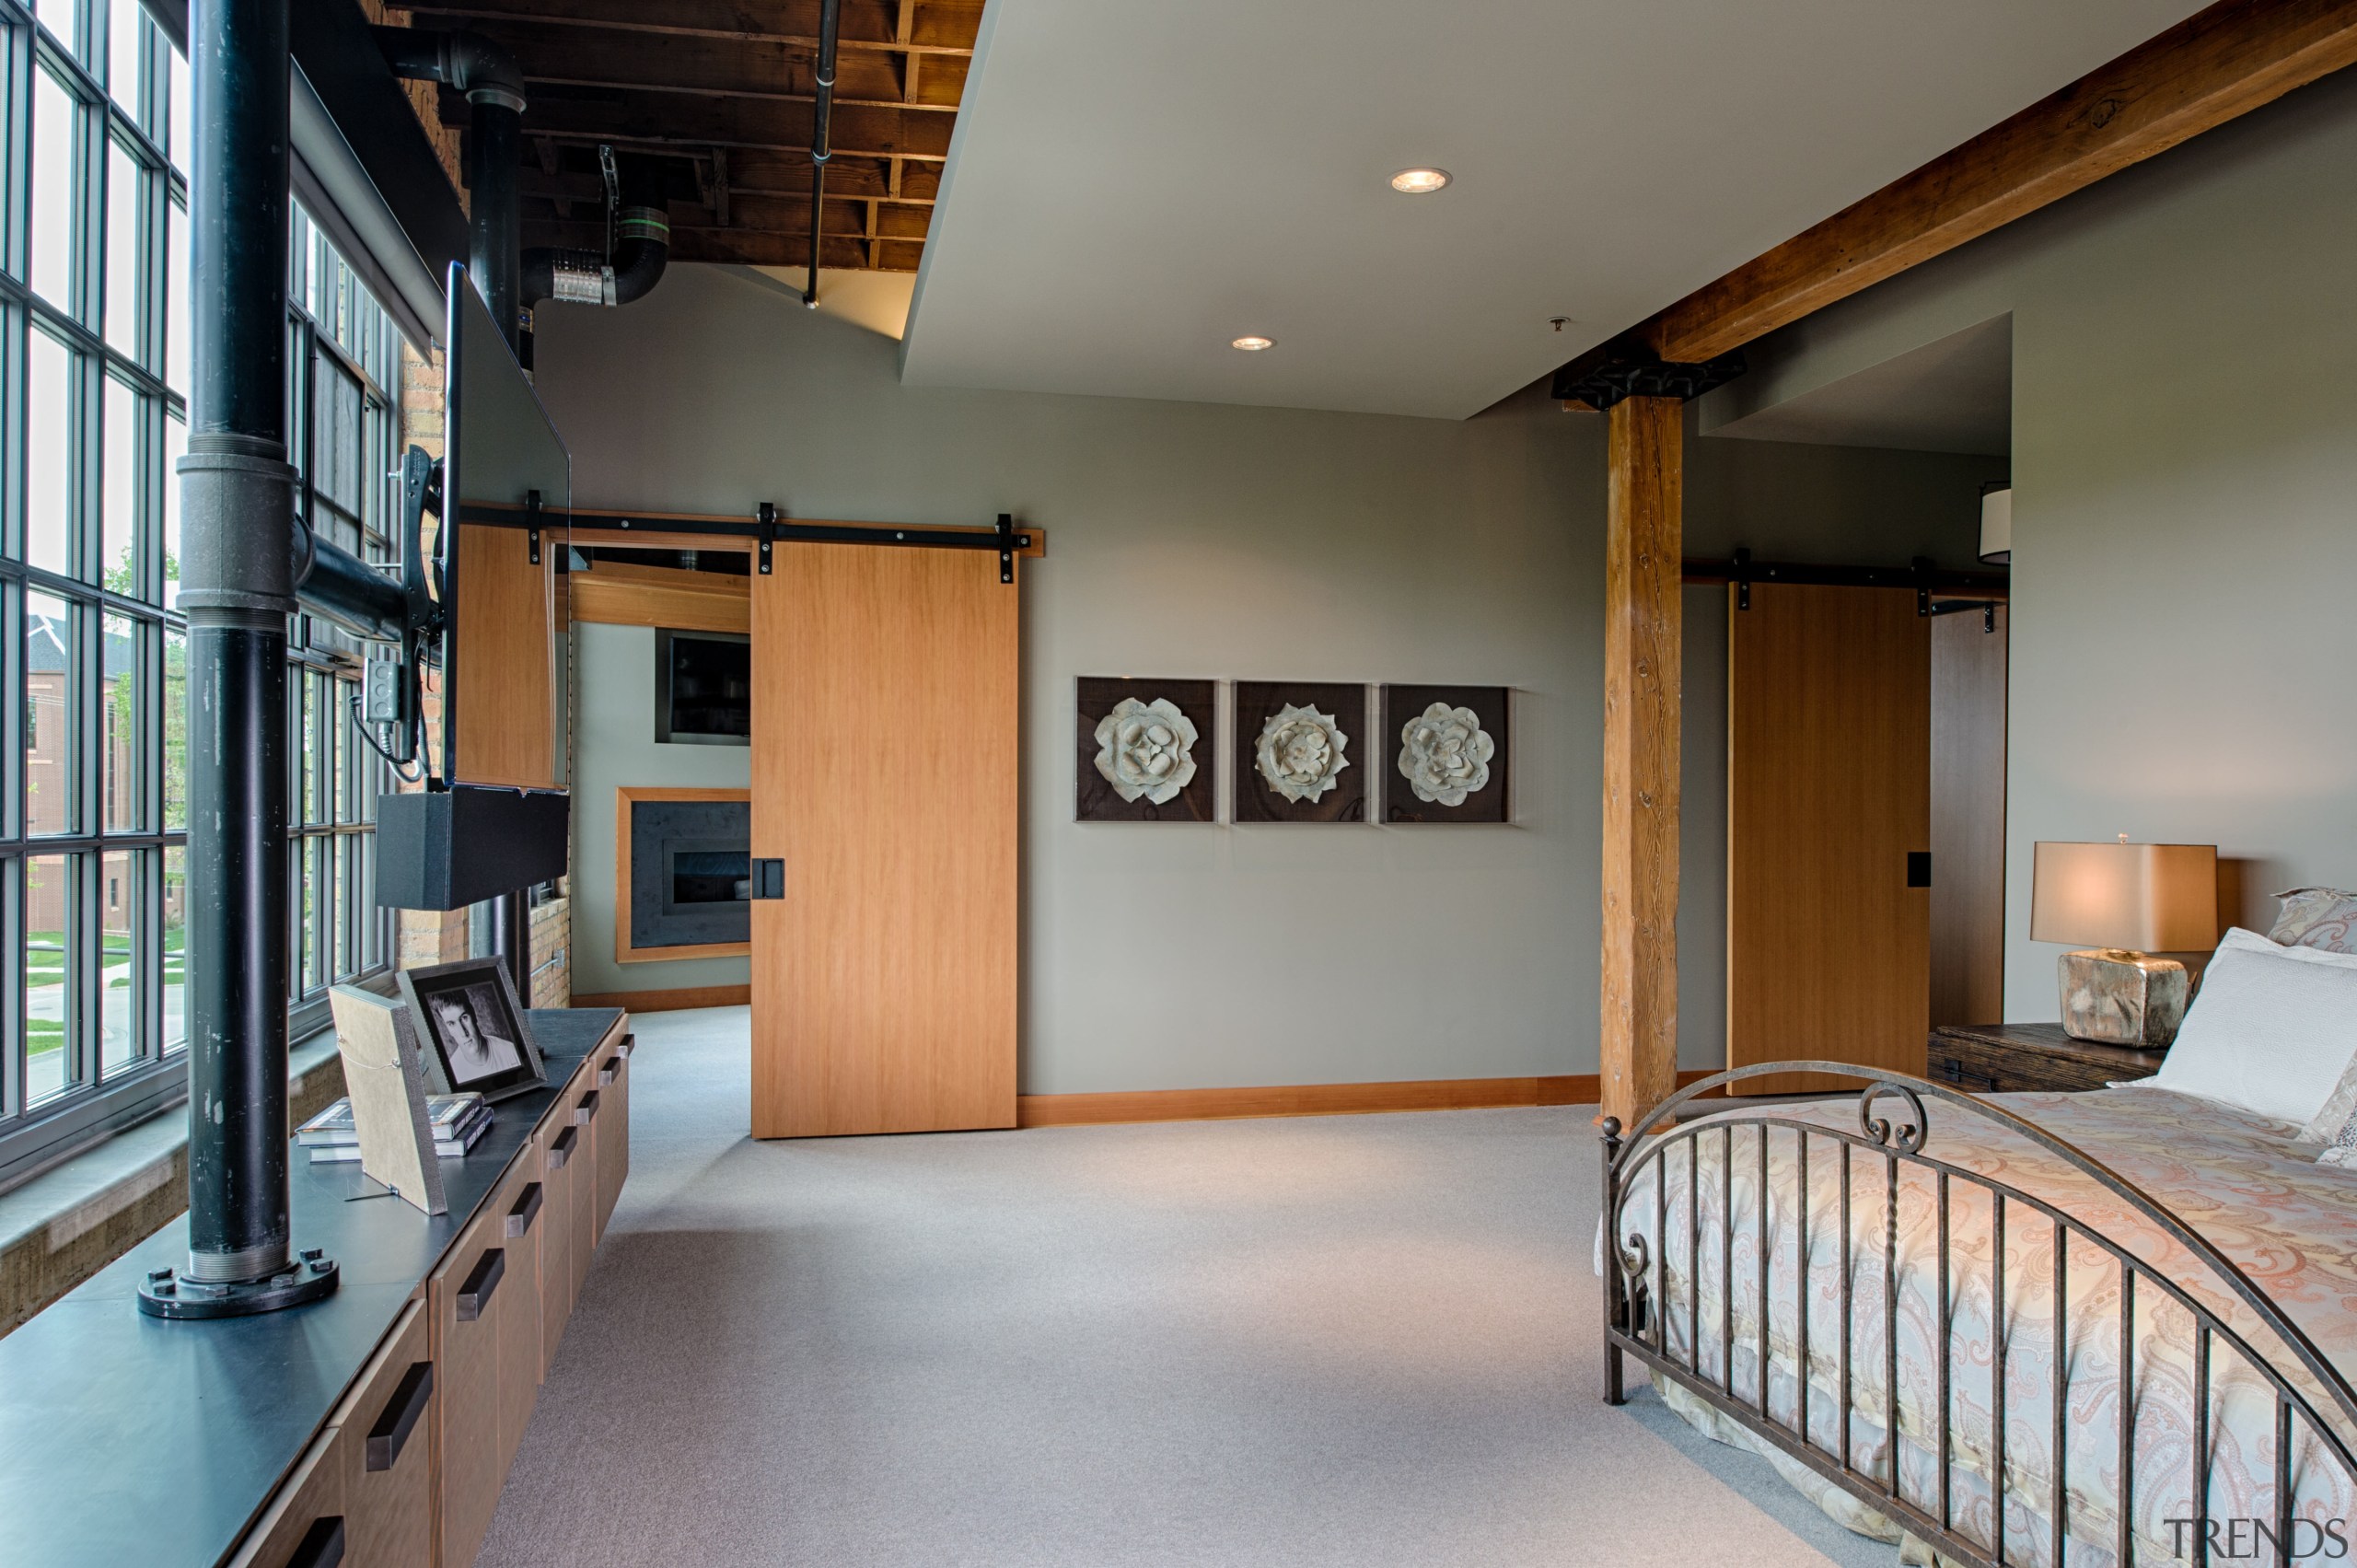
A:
139,0,335,1318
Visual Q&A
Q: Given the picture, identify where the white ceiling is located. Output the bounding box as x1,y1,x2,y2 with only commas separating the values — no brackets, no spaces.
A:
1708,315,2014,456
900,0,2205,420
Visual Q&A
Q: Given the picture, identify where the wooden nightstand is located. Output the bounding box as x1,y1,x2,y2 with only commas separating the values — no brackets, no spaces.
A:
1928,1022,2165,1094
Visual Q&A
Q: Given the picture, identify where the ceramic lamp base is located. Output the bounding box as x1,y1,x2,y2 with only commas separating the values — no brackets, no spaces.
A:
2058,947,2189,1049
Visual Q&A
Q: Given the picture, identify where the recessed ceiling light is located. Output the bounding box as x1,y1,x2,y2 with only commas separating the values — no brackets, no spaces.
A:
1389,168,1450,194
1231,335,1275,352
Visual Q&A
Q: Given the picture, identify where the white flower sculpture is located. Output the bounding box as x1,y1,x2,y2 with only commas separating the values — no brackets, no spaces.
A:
1093,697,1199,805
1398,703,1494,806
1255,703,1350,803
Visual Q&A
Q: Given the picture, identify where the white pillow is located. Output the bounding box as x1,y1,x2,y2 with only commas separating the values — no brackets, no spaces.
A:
2147,927,2357,1130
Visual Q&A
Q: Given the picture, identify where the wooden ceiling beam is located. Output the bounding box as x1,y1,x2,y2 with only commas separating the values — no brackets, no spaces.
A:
524,128,945,169
521,73,958,113
520,168,933,208
526,193,929,244
399,1,977,58
1643,0,2357,362
474,94,956,160
523,217,919,267
426,17,961,110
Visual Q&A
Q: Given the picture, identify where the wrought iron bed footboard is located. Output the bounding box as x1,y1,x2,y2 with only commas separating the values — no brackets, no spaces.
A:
1600,1063,2357,1568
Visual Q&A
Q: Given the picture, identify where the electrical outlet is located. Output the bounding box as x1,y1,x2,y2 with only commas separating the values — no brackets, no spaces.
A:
364,662,407,726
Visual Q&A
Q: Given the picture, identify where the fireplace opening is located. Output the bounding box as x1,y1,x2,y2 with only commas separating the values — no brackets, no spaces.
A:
671,850,750,905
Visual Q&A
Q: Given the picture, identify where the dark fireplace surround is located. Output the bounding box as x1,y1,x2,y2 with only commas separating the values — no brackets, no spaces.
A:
626,796,751,953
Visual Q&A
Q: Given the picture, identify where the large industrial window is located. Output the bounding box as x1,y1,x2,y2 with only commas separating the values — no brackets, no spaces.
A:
0,0,397,1182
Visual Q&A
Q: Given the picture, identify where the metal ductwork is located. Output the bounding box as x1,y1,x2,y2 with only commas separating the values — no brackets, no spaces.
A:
372,25,528,348
521,150,670,312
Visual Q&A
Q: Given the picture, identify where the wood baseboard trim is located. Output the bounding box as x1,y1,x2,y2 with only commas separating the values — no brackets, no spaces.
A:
569,983,751,1014
1016,1069,1722,1129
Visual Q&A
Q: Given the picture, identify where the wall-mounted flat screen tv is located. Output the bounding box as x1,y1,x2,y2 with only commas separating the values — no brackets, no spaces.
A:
656,629,751,745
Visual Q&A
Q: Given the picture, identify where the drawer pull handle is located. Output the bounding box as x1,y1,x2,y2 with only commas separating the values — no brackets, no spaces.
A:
456,1248,506,1322
598,1060,619,1086
1939,1056,2001,1092
366,1361,434,1472
575,1090,600,1125
550,1125,576,1168
288,1516,345,1568
620,1034,635,1059
506,1182,543,1237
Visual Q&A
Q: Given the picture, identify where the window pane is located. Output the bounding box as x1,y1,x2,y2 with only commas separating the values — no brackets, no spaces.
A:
314,361,362,517
163,843,185,1051
108,0,144,116
102,613,137,830
25,854,73,1104
337,834,357,979
168,48,190,177
100,848,135,1075
31,0,74,47
163,627,185,829
105,140,142,355
166,198,190,392
162,412,185,607
299,670,319,825
26,592,74,836
27,331,73,573
103,377,137,592
30,69,76,307
300,835,322,993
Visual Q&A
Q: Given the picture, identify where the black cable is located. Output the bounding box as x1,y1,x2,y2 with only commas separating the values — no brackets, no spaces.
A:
347,695,424,784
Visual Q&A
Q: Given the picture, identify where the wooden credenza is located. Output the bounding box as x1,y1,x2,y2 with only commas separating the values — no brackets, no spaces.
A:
228,1016,633,1568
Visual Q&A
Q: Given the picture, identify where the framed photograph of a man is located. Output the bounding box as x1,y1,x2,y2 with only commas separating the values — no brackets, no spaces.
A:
396,958,549,1103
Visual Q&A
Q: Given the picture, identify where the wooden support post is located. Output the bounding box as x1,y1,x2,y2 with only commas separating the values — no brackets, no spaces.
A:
1599,395,1683,1129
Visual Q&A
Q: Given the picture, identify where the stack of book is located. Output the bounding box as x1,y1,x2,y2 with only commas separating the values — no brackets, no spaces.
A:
299,1093,492,1163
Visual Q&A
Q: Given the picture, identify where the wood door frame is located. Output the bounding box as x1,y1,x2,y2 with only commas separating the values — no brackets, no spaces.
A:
614,786,753,964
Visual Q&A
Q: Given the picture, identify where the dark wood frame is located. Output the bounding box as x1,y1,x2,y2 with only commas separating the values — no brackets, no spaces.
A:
1074,678,1215,823
395,958,550,1104
1602,1062,2357,1568
1379,684,1510,824
1232,681,1366,824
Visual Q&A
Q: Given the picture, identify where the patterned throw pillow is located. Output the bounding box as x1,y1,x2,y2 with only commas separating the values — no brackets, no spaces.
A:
2271,887,2357,955
2321,1108,2357,1167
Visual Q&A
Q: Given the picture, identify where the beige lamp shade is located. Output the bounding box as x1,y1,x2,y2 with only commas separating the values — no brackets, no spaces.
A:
2029,841,2218,951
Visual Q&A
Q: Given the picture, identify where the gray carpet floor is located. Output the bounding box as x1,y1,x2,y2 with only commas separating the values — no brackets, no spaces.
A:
479,1007,1891,1567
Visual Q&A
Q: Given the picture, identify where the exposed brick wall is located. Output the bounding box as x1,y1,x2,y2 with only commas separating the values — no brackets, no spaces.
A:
530,885,572,1008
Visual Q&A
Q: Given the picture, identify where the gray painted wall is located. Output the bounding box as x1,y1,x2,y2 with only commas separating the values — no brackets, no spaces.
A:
571,621,752,999
536,265,1987,1092
1698,68,2357,1019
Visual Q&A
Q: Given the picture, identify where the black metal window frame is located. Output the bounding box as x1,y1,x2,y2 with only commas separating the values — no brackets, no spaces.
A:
0,0,397,1187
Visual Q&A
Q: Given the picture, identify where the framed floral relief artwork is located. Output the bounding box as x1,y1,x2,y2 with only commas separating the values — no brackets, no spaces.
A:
1233,681,1366,823
1380,685,1509,823
1076,677,1215,822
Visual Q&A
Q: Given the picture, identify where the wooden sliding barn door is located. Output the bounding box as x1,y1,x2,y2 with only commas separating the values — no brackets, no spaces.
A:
749,542,1018,1137
1726,584,1929,1095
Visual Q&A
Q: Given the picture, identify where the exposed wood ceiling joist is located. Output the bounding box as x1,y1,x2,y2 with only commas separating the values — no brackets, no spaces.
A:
1642,0,2357,363
400,0,979,273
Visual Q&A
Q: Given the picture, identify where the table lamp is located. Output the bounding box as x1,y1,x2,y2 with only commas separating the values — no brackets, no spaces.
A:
2030,838,2218,1047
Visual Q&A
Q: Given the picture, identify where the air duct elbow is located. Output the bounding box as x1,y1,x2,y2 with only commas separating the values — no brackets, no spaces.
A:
609,204,670,305
372,26,526,112
521,158,670,310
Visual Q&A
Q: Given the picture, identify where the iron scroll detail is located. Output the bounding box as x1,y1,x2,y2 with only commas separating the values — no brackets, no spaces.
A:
1857,1079,1929,1154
